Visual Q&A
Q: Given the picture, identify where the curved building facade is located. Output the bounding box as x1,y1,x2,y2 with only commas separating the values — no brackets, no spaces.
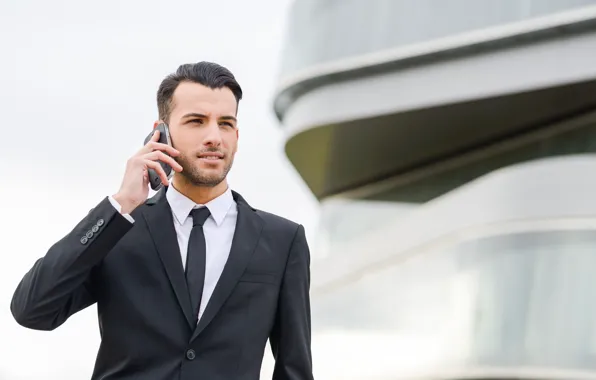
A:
310,156,596,380
273,1,596,379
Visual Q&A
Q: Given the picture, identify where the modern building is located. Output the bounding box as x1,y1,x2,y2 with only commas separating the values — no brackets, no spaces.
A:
272,1,596,379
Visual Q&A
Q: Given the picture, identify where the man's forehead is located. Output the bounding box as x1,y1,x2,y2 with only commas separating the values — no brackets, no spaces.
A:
172,82,237,116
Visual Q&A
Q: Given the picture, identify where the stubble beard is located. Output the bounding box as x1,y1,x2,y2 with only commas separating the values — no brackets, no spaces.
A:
174,152,233,188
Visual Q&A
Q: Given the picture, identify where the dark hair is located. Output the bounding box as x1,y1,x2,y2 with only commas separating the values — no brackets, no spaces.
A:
157,61,243,122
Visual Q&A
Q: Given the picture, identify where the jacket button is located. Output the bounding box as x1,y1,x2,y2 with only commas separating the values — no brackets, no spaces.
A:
186,349,196,361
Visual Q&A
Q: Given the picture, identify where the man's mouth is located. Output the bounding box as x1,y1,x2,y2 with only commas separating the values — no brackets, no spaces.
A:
198,152,224,161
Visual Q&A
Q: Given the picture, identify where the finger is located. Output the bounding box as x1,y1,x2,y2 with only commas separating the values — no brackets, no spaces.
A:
137,130,163,156
144,151,183,172
146,160,170,186
145,141,180,157
150,142,180,156
137,141,179,157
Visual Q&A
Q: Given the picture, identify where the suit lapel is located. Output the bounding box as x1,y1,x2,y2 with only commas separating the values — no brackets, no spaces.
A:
191,191,263,341
142,188,194,330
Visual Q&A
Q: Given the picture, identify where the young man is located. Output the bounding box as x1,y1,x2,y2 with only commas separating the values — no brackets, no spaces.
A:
11,61,314,380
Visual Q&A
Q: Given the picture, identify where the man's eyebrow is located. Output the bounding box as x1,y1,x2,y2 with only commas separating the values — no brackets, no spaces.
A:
219,115,237,122
181,113,237,122
181,112,207,119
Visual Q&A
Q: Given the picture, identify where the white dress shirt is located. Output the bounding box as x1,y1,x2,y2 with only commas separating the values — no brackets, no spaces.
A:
108,186,237,321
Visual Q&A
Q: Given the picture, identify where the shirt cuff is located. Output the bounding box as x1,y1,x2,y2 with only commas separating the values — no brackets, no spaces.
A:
108,196,135,224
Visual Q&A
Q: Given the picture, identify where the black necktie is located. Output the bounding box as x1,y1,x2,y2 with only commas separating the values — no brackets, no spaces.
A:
186,207,211,325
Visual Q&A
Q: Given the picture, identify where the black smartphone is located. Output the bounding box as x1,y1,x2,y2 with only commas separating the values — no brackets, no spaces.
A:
143,123,174,191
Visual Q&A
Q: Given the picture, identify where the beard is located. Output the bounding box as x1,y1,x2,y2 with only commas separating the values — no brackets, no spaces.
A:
174,151,234,187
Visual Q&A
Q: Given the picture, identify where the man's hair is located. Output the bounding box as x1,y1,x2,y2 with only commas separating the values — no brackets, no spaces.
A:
157,61,243,122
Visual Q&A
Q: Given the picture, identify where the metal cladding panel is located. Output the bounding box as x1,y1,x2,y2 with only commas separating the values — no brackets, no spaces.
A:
285,79,596,199
275,19,596,200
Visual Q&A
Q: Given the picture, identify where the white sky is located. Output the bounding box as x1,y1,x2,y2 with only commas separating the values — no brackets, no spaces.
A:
0,0,321,378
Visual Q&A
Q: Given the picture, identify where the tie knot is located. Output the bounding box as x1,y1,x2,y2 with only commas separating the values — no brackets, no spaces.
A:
190,207,211,227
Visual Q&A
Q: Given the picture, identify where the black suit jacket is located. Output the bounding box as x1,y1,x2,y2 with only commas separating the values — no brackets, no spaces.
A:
10,189,314,380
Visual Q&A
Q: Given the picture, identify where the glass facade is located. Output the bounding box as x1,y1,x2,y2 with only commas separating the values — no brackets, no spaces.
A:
310,227,596,379
312,198,417,260
280,0,596,78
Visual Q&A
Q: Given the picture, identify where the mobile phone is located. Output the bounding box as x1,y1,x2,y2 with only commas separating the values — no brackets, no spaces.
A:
143,122,174,191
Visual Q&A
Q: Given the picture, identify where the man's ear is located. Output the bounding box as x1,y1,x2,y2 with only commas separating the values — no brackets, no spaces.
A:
153,120,165,129
234,128,239,153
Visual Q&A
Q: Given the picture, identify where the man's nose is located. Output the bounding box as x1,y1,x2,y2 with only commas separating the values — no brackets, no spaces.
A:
203,121,223,146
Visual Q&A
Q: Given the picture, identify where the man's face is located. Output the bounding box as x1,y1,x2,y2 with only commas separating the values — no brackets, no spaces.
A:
166,81,239,187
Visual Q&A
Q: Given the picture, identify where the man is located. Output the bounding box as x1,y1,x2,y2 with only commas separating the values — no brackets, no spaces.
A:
10,61,314,380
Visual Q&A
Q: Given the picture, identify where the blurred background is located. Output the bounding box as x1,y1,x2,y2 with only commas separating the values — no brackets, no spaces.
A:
3,0,596,379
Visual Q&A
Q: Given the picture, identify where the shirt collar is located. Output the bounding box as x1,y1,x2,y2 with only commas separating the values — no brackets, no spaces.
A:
166,184,234,227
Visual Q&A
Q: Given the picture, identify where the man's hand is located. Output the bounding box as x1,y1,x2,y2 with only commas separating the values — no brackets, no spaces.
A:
113,130,183,214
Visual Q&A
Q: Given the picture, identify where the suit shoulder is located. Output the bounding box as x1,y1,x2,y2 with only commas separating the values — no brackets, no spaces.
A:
254,209,301,232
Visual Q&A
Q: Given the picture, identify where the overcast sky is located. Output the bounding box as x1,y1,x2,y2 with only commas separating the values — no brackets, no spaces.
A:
0,0,320,378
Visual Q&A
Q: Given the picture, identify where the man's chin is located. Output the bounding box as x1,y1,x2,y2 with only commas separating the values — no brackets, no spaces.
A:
182,171,226,187
194,166,224,178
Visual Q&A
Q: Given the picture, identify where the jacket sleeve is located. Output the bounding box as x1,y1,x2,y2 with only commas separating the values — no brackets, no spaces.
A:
10,196,134,331
269,224,315,380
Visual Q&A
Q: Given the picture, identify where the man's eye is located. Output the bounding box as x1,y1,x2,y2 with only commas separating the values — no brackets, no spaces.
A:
190,119,204,124
220,122,233,127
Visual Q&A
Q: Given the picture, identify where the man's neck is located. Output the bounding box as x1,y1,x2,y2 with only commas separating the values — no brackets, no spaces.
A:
171,176,229,205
